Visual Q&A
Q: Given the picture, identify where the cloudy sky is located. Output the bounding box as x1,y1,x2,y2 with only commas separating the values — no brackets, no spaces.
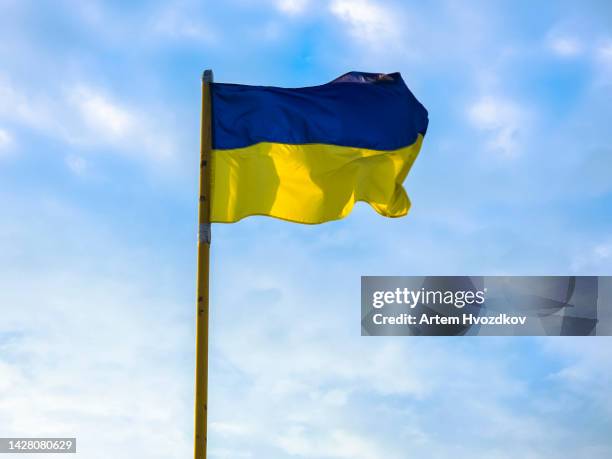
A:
1,0,612,458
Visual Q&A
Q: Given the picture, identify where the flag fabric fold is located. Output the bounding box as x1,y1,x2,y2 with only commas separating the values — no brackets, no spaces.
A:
209,71,428,224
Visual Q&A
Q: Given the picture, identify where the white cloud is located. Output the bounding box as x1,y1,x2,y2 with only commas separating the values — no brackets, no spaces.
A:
71,87,134,139
542,338,612,414
67,85,176,161
276,428,390,459
594,40,612,84
0,75,57,133
467,96,528,157
210,421,253,437
545,30,612,85
65,155,88,175
150,6,217,44
0,75,176,163
208,447,253,458
0,197,193,458
597,41,612,62
0,361,24,392
549,36,583,57
329,0,399,47
276,0,310,15
572,239,612,272
594,243,612,259
0,127,15,155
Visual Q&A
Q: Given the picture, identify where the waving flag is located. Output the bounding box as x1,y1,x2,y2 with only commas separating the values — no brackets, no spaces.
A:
209,71,429,224
194,70,429,459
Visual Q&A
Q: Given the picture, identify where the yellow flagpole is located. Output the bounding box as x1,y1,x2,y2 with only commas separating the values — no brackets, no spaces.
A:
194,69,213,459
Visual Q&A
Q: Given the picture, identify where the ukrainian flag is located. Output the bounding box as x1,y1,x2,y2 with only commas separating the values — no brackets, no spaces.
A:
210,71,428,224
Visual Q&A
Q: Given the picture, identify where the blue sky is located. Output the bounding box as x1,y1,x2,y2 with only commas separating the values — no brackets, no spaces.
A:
1,0,612,458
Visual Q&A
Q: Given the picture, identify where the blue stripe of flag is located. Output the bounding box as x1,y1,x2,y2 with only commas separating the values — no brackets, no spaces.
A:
211,72,428,151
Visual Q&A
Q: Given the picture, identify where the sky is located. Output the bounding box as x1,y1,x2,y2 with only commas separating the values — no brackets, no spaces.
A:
1,0,612,458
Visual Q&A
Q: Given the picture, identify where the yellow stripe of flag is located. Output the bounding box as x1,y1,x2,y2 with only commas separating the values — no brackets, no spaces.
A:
211,134,424,224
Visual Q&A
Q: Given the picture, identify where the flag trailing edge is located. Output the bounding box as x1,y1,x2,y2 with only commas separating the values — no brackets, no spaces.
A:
209,71,429,224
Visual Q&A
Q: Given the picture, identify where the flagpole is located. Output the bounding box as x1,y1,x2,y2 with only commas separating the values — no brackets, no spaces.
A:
194,69,213,459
